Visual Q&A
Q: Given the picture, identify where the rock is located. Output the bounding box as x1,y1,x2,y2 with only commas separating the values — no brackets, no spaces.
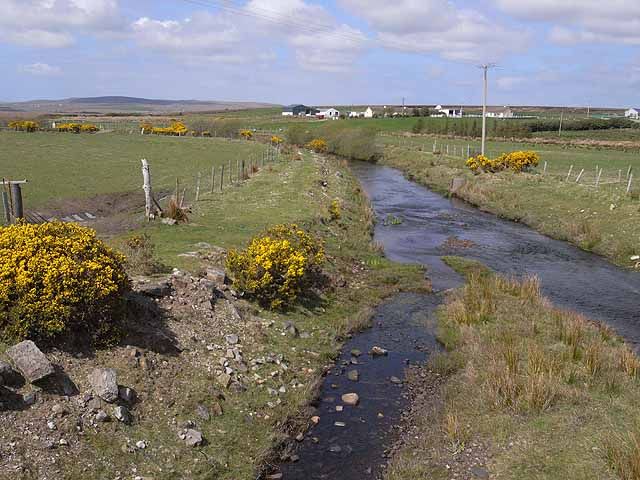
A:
113,405,132,424
295,433,304,442
196,404,210,421
334,421,346,427
328,445,342,453
266,474,283,480
6,340,54,383
217,373,232,389
471,466,490,479
370,346,388,357
283,321,299,338
135,440,147,450
450,177,467,194
390,376,402,384
183,429,204,447
23,392,37,406
205,268,226,285
161,217,177,225
47,420,57,431
225,334,239,345
89,368,119,403
335,406,343,412
347,370,359,382
350,349,362,357
341,393,359,406
51,404,68,417
311,415,320,424
95,410,109,423
118,386,136,403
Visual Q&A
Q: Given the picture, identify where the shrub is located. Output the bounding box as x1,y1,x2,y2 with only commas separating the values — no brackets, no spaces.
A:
80,124,99,133
57,122,82,133
307,138,328,153
121,233,161,275
150,121,188,136
0,222,129,341
140,122,154,134
240,129,254,140
467,151,540,173
271,135,284,145
329,199,341,220
226,224,325,309
8,120,39,132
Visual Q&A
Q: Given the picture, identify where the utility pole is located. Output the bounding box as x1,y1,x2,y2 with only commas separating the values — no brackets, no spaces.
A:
558,110,564,137
479,64,496,156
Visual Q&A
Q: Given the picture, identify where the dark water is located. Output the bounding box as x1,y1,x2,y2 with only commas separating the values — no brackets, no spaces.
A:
274,161,640,479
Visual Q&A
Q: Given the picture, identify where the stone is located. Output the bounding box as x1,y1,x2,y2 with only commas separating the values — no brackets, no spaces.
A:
217,373,232,389
295,433,304,442
347,370,359,382
196,404,210,421
390,376,403,384
183,429,204,447
205,268,226,285
341,393,359,406
23,392,37,406
6,341,54,383
471,466,490,479
350,349,362,357
283,321,299,337
161,217,177,225
113,406,132,424
136,280,171,298
328,445,342,453
370,346,388,357
47,420,57,431
95,410,109,423
136,441,147,450
0,361,13,385
51,404,68,417
311,416,320,424
118,386,136,403
450,177,467,194
335,406,343,412
225,334,239,345
89,368,119,403
266,474,283,480
334,421,346,427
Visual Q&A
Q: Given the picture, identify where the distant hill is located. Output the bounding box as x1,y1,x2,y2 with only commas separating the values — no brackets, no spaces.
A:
0,96,278,114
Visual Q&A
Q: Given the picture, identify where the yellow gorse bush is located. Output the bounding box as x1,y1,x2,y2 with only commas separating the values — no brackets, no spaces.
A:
467,151,540,173
306,138,328,153
0,222,129,340
8,120,39,132
226,224,325,309
240,129,254,139
271,135,283,145
150,121,188,136
57,123,99,133
329,199,341,220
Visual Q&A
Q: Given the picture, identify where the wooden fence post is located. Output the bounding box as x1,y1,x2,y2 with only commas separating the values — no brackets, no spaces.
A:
141,159,153,220
618,170,622,183
575,169,584,183
1,190,10,224
543,161,548,175
566,165,574,182
627,173,633,194
195,173,201,202
627,165,632,180
595,168,602,189
220,165,224,192
210,166,215,194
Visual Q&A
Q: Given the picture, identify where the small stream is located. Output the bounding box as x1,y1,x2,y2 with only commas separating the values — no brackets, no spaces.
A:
273,161,640,479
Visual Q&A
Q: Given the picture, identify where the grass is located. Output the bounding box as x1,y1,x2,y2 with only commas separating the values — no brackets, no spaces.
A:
382,144,640,266
52,147,426,479
0,131,267,207
386,258,640,480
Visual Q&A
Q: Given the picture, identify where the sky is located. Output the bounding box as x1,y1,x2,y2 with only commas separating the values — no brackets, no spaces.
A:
1,0,639,107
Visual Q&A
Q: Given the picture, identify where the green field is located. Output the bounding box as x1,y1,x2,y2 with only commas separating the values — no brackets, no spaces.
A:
2,131,267,207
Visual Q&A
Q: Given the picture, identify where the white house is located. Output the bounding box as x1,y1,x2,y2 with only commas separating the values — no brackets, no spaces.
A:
348,111,360,118
486,106,514,118
434,105,463,118
625,108,640,119
318,108,340,120
364,107,374,118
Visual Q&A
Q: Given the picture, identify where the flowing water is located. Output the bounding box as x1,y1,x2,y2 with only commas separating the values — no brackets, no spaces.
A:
273,161,640,479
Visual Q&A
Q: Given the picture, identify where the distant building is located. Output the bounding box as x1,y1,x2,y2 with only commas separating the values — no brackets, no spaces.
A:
364,107,374,118
434,105,463,118
625,108,640,119
282,104,318,117
348,111,360,118
486,106,514,118
317,108,340,120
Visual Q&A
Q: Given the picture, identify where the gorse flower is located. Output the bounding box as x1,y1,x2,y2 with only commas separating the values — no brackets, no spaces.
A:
306,138,328,153
8,120,39,132
0,222,129,340
467,151,539,173
226,224,324,309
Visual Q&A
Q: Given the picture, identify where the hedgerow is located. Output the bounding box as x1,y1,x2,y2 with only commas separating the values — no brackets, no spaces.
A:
57,123,99,133
0,222,129,341
226,224,325,309
8,120,39,132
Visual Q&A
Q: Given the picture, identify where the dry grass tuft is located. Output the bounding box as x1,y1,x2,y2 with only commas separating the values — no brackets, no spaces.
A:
619,348,640,379
165,196,189,223
584,341,605,377
605,430,640,480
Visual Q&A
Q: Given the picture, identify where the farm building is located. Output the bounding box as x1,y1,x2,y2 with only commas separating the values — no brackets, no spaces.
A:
364,107,374,118
317,108,340,120
625,108,640,119
486,106,514,118
282,104,318,117
434,105,463,118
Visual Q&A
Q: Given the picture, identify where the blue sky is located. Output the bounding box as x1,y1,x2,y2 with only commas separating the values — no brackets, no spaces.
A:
1,0,639,107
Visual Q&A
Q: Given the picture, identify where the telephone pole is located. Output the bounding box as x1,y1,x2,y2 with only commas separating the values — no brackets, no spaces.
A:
479,63,496,156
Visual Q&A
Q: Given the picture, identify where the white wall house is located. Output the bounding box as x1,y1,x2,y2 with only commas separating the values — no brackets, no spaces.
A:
625,108,640,119
434,105,463,118
348,111,360,118
318,108,340,120
364,107,374,118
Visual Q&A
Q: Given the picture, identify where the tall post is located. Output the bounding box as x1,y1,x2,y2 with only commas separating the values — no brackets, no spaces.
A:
10,183,23,220
210,166,215,194
2,190,10,224
195,173,201,202
141,159,152,220
481,65,488,156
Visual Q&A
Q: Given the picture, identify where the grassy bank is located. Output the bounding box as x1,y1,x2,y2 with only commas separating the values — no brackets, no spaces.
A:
386,257,640,480
382,145,640,267
50,151,426,480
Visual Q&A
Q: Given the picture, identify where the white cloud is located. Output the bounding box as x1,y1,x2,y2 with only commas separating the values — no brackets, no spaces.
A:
339,0,530,62
20,62,62,76
496,76,527,90
495,0,640,45
0,0,123,48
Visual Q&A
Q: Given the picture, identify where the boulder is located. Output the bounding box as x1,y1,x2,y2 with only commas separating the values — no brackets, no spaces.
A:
347,370,360,382
183,429,204,447
370,346,388,357
113,405,132,424
205,268,226,285
283,321,299,338
6,341,54,383
89,368,119,403
0,361,13,386
341,393,359,406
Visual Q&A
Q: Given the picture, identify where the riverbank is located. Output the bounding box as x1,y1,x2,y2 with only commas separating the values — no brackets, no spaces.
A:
385,257,640,480
382,144,640,267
